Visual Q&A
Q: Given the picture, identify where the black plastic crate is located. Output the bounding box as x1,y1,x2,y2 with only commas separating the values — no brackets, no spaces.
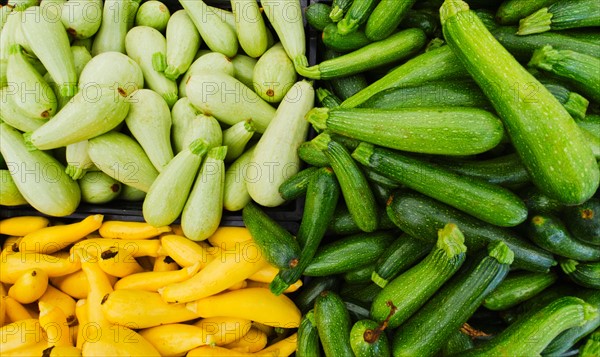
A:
1,0,318,224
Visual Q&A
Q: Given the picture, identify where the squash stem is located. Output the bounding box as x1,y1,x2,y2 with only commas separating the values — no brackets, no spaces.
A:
488,241,515,265
305,107,330,131
517,8,552,35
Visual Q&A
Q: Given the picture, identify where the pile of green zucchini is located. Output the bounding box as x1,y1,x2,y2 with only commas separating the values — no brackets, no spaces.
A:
241,0,600,355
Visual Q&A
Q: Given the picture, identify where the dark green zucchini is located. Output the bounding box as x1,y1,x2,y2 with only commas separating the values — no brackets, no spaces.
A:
344,263,377,284
303,231,396,276
278,166,319,201
518,185,564,215
297,310,321,357
322,23,371,52
440,329,474,356
340,282,382,309
352,143,527,227
398,9,440,37
337,0,378,35
482,270,558,311
499,283,576,324
330,0,354,22
543,82,589,120
527,214,600,261
350,319,391,357
563,197,600,245
495,0,559,24
317,87,342,109
560,259,600,289
345,301,371,322
517,0,600,35
306,2,334,31
578,328,600,357
386,190,556,272
327,205,397,236
298,141,329,167
365,0,417,41
390,241,514,357
294,276,341,314
314,290,354,357
362,168,400,190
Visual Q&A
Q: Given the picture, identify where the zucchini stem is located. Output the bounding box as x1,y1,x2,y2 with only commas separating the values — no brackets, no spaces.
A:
564,92,589,120
437,223,468,258
305,108,330,131
528,45,561,71
517,8,552,35
164,66,180,80
296,64,321,80
152,52,167,72
559,258,579,274
311,132,332,152
440,0,470,25
487,241,515,265
187,138,209,156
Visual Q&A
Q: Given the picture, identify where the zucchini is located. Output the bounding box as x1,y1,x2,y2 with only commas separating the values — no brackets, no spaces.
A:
185,72,275,133
328,205,397,236
304,231,396,276
391,241,514,357
350,319,391,357
28,85,130,151
371,224,467,329
278,167,320,201
398,9,440,37
178,52,235,97
298,141,329,167
517,0,600,35
294,276,341,314
0,169,27,206
579,329,600,357
181,146,227,241
371,233,432,288
62,141,93,181
271,167,340,295
337,0,379,35
312,133,378,233
91,0,131,55
317,88,342,109
247,80,313,207
186,114,223,151
253,42,297,103
344,264,376,285
230,54,257,89
314,290,353,357
242,201,301,269
0,123,80,216
353,143,527,227
309,107,504,156
164,10,201,80
79,171,121,204
0,88,46,133
345,301,371,322
78,51,144,97
261,0,307,68
560,259,600,289
462,297,598,357
340,282,382,309
386,190,557,272
170,97,200,154
119,184,146,201
365,0,417,41
495,0,559,24
527,214,600,261
440,0,599,205
518,185,564,215
125,89,173,172
142,139,208,227
231,0,268,58
330,0,353,22
529,45,600,103
440,329,474,357
88,131,159,193
297,310,321,357
499,282,576,325
306,2,333,31
322,23,371,53
134,1,170,31
359,80,490,110
563,198,600,245
60,0,103,39
482,271,558,311
71,45,92,78
179,0,237,58
362,167,399,190
223,145,255,212
544,82,589,121
222,119,255,163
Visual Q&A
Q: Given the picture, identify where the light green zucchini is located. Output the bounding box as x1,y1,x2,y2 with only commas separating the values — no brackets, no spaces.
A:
125,89,173,172
0,5,13,33
181,146,227,241
71,38,93,53
231,0,268,58
143,139,209,227
262,0,307,68
247,80,314,207
78,51,144,97
0,169,27,206
0,88,46,132
170,97,201,154
87,131,159,193
134,0,170,32
222,119,255,162
70,45,92,78
91,0,132,55
178,52,235,97
185,72,276,133
0,123,80,216
65,140,94,180
253,42,297,104
223,145,255,211
185,114,223,150
78,171,122,204
164,10,201,80
119,184,146,201
179,0,238,58
126,0,141,30
0,9,21,88
231,54,257,89
60,0,103,39
28,85,130,150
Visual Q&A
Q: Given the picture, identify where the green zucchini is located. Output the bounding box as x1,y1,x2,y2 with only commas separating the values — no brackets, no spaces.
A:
353,143,527,227
527,214,600,261
518,185,564,215
391,241,514,357
314,291,353,357
223,145,255,212
440,0,599,205
230,54,257,90
222,119,255,163
297,310,321,357
242,201,301,269
344,263,376,285
0,5,13,33
560,259,600,289
543,83,589,121
170,97,201,154
181,146,227,241
306,2,333,31
312,133,378,233
271,167,340,295
517,0,600,35
365,0,417,41
185,72,275,133
563,198,600,245
125,26,178,107
340,283,382,309
142,139,208,227
322,23,371,53
119,184,146,201
359,80,490,110
529,45,600,103
362,167,399,190
299,28,425,80
345,301,371,322
28,86,130,151
78,51,144,97
341,45,468,108
304,231,396,276
0,169,27,206
0,10,21,88
399,9,440,37
482,271,558,311
91,0,131,55
71,46,92,78
231,0,268,58
185,114,223,152
178,52,235,97
88,131,159,193
495,0,559,24
327,205,396,236
164,10,201,80
579,329,600,357
330,0,353,22
125,89,173,172
371,233,432,288
261,0,307,68
317,88,342,109
462,297,598,357
440,329,474,357
60,0,103,39
294,276,341,314
337,0,378,35
386,190,556,272
371,223,467,329
134,1,170,31
499,282,576,325
179,0,237,58
253,42,297,103
350,319,391,357
278,167,319,202
0,123,80,216
298,141,329,167
79,171,121,204
0,88,46,133
62,140,93,180
309,107,504,156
